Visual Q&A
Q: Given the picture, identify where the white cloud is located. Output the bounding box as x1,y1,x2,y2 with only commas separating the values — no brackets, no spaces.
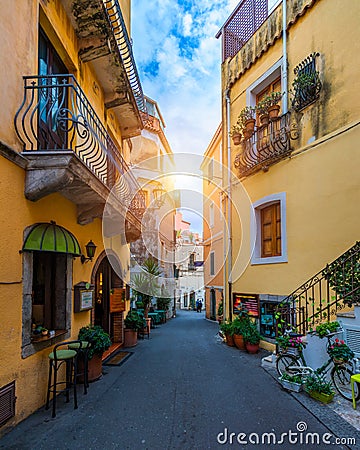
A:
132,0,239,157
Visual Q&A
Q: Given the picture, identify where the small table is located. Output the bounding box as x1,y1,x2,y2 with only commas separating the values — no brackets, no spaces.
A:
147,312,161,328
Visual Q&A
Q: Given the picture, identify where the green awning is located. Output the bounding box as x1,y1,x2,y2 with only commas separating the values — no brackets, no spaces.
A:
22,222,81,256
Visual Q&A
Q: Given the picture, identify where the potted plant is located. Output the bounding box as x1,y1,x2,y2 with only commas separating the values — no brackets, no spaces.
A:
78,325,112,381
276,333,304,356
230,125,242,145
232,311,250,350
124,310,146,347
327,338,354,364
315,321,340,338
256,98,270,126
279,373,303,392
243,320,261,354
265,91,283,119
238,106,256,139
304,373,335,403
220,321,235,347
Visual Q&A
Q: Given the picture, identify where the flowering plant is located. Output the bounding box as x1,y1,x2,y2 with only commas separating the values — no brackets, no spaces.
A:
276,334,304,351
327,339,354,362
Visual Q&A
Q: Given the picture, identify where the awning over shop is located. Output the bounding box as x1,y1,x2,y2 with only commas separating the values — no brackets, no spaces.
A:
22,222,81,256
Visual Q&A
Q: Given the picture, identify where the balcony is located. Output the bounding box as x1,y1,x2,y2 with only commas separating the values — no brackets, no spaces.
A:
15,74,145,234
63,0,147,138
234,112,298,178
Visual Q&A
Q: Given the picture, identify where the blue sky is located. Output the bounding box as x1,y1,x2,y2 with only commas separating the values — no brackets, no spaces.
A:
132,0,239,233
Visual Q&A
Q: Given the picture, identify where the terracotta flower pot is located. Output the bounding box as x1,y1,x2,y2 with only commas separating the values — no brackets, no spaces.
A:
245,342,260,354
233,333,245,350
245,118,256,132
259,114,269,126
87,353,103,382
225,333,235,347
124,329,138,347
232,133,242,145
268,104,280,119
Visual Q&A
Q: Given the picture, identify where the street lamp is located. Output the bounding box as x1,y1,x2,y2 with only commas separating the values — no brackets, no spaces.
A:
81,240,97,263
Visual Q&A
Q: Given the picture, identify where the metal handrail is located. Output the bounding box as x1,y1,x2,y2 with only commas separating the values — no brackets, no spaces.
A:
276,242,360,335
14,74,145,218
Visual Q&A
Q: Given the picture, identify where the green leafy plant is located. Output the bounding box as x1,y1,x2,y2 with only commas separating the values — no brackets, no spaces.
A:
304,373,334,395
237,106,256,128
78,325,112,359
243,320,261,345
232,315,250,336
217,300,223,317
280,373,303,384
220,321,234,336
292,72,318,91
124,310,146,331
315,321,340,338
131,258,162,317
327,339,354,362
156,297,172,311
276,334,304,351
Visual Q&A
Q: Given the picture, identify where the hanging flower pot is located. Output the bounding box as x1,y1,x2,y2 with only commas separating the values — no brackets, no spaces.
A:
245,118,256,133
268,104,280,119
232,132,242,146
243,128,253,140
259,114,269,126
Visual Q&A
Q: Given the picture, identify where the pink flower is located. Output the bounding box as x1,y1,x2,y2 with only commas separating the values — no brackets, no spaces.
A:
340,340,345,344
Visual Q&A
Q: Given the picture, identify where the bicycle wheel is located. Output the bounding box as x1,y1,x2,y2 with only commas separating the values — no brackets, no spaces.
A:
276,354,300,377
331,365,360,401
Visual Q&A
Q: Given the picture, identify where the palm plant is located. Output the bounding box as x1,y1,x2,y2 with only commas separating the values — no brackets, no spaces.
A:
131,258,162,317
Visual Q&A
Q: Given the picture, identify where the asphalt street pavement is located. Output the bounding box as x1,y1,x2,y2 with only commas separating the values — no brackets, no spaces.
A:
1,310,359,450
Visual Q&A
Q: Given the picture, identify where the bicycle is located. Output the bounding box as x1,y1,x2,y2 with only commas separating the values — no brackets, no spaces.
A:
276,330,360,401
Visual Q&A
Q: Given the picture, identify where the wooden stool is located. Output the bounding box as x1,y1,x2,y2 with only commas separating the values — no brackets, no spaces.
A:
351,373,360,409
46,342,78,418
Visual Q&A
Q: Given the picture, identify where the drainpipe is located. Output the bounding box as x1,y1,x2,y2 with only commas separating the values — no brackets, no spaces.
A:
224,89,232,321
282,0,288,113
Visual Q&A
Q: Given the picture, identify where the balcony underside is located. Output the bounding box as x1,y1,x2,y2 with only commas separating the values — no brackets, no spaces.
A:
23,151,140,237
63,0,143,138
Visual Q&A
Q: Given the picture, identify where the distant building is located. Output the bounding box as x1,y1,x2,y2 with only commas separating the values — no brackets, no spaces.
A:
175,212,205,310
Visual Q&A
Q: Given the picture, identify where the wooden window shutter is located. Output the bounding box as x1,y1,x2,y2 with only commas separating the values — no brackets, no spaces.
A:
261,202,281,257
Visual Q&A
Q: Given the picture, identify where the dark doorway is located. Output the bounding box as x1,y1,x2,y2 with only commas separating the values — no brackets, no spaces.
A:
210,289,216,320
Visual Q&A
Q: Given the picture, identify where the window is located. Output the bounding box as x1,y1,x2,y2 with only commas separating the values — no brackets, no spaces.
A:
209,203,214,228
251,192,287,265
260,202,281,257
208,159,214,181
210,252,215,276
32,252,67,330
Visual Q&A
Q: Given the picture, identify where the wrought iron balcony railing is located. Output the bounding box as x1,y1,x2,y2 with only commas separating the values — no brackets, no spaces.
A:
102,0,147,114
14,74,145,219
234,112,299,177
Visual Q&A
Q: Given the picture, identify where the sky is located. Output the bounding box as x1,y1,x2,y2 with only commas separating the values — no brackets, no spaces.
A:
131,0,239,233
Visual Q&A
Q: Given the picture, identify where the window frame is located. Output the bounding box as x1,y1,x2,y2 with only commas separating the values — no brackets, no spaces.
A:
251,192,287,265
210,251,215,276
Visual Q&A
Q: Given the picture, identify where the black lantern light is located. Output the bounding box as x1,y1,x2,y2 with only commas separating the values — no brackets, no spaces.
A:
81,240,97,263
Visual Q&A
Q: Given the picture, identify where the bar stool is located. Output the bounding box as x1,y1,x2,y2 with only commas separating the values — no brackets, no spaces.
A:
46,341,78,418
68,341,91,394
351,373,360,409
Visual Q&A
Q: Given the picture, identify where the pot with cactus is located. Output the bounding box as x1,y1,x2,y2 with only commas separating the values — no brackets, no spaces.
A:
238,106,256,139
230,125,242,145
264,91,283,119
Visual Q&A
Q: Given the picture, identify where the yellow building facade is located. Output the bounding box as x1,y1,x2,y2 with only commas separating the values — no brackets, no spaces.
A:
0,0,147,433
201,124,224,321
217,0,360,342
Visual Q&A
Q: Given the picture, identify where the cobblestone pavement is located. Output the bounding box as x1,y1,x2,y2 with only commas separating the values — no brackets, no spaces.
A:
1,310,359,449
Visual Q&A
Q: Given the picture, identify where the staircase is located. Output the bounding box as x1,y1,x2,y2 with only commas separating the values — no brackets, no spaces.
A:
276,242,360,335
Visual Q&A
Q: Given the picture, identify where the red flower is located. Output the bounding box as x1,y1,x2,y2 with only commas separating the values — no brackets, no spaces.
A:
340,340,345,344
335,338,339,343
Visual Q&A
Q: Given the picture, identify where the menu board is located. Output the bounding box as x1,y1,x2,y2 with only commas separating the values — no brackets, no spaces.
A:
233,293,259,317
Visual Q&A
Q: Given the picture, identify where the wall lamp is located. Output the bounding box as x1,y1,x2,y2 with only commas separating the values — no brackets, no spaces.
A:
81,240,97,264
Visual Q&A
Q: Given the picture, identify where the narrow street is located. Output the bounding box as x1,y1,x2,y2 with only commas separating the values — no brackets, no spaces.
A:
2,311,358,449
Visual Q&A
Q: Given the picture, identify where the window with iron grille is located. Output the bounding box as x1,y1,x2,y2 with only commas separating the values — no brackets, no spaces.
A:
291,53,322,111
0,381,16,427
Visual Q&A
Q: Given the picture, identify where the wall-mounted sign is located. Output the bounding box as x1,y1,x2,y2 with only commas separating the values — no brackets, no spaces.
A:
233,293,259,317
74,282,95,312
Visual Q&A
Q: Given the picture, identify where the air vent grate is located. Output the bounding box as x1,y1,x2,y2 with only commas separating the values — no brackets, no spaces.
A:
344,327,360,357
0,381,16,427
